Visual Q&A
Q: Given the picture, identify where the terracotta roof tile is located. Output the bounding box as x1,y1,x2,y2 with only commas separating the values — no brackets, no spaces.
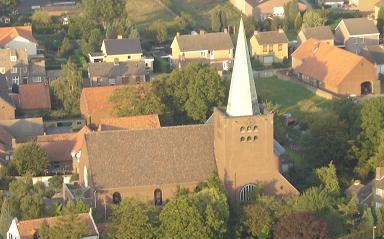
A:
98,114,160,131
16,212,98,238
0,26,36,47
17,83,51,111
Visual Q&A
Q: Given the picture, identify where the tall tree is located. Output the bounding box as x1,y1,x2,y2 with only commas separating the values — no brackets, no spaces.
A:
12,141,48,176
294,12,303,32
315,162,340,195
377,6,384,34
241,203,273,238
211,10,227,32
59,37,72,57
0,198,14,239
149,21,168,44
303,10,324,28
51,59,83,114
31,10,52,25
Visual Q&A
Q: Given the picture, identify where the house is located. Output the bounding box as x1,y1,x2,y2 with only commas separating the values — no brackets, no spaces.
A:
229,0,305,19
0,16,11,24
7,210,99,239
13,83,51,113
0,117,44,143
0,26,37,55
349,0,381,16
89,37,154,71
317,0,344,8
80,85,124,129
0,91,15,120
170,30,234,73
249,29,288,65
335,18,379,54
70,19,298,217
375,0,384,20
98,114,161,131
88,60,147,87
292,39,379,96
361,45,384,77
298,26,334,46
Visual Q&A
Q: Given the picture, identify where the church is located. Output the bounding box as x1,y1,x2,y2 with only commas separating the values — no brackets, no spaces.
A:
71,19,298,214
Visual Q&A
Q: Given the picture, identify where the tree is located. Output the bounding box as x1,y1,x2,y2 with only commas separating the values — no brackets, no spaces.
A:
283,0,299,31
315,162,340,195
107,198,156,239
273,212,329,239
51,59,83,114
0,0,17,9
38,220,51,239
149,21,168,44
294,12,303,32
377,6,384,34
211,10,227,32
110,84,165,117
12,141,48,176
303,10,324,28
48,175,64,189
0,198,14,239
59,37,72,57
241,203,273,238
31,10,52,25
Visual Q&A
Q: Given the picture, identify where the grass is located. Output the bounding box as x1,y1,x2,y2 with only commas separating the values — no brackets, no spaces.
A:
285,31,297,41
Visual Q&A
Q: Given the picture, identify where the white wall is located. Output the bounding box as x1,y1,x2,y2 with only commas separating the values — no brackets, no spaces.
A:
14,175,72,187
7,219,20,239
5,36,37,56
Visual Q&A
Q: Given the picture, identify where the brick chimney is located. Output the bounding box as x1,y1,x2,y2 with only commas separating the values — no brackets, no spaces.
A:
117,35,123,39
254,30,258,35
376,167,384,180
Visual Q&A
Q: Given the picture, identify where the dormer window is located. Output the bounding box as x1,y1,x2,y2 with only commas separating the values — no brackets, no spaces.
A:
10,55,17,62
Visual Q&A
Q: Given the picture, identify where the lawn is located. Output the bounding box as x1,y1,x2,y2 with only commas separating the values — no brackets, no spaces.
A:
255,76,334,120
285,31,297,41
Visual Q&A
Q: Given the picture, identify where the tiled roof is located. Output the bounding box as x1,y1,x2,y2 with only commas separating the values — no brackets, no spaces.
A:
175,32,234,52
103,38,142,55
17,83,51,111
84,124,216,189
292,39,371,88
253,30,288,45
0,26,36,47
88,61,146,78
340,18,379,36
301,26,334,41
16,212,98,238
0,91,15,109
361,45,384,65
98,114,160,131
0,117,44,141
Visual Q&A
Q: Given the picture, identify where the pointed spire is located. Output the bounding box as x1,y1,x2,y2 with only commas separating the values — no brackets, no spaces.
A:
226,18,260,117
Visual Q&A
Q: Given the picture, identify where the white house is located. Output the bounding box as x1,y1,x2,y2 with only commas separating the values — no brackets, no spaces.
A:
7,210,99,239
0,26,37,56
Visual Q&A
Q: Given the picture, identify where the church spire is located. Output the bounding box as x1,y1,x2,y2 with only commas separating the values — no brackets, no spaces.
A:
226,18,260,116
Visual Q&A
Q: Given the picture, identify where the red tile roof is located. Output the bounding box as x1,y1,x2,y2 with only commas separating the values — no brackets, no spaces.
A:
17,83,51,111
0,26,36,47
98,114,161,131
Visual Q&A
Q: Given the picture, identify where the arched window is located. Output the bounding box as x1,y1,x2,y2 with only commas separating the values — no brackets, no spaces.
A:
247,136,252,142
154,188,162,206
112,192,122,204
240,184,257,202
240,137,245,142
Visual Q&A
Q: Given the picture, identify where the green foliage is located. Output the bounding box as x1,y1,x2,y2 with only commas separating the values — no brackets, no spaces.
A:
70,173,79,182
39,220,51,239
110,84,165,117
31,10,52,25
263,100,287,145
211,9,227,32
0,0,17,8
59,37,72,57
315,162,340,195
241,203,273,238
291,187,331,214
149,21,169,44
13,141,48,176
107,198,156,239
0,198,14,239
303,10,324,28
294,12,303,32
377,7,384,34
48,175,64,189
283,0,300,32
51,59,83,114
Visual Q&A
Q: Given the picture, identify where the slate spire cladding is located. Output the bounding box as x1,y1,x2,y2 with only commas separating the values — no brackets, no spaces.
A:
226,18,260,116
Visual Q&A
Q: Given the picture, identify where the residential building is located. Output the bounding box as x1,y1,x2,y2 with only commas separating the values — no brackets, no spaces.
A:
229,0,305,19
170,30,234,73
317,0,344,8
12,83,51,113
335,18,379,54
80,85,124,129
7,210,99,239
98,114,161,131
70,19,298,217
249,29,288,65
349,0,381,16
361,45,384,77
298,26,334,46
0,117,44,143
0,91,15,120
0,26,37,55
88,60,147,87
292,39,379,96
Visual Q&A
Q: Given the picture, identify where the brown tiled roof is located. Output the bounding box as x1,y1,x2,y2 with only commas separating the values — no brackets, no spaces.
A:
340,18,379,36
0,117,44,141
84,124,216,189
292,39,372,88
16,212,98,238
103,38,142,55
301,26,334,41
0,26,36,47
17,83,51,111
253,30,288,45
35,126,89,163
88,61,146,79
246,0,306,13
98,114,160,131
175,32,234,52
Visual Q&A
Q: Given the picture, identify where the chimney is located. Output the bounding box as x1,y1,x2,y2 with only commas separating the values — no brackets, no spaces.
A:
278,28,284,33
113,58,119,66
117,35,123,39
176,32,180,37
224,28,228,33
254,30,258,36
200,30,205,35
377,167,384,180
353,180,361,185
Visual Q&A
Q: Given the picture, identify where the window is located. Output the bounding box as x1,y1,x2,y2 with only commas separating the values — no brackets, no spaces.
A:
154,188,163,206
240,126,245,133
10,55,16,62
113,192,122,204
12,76,19,85
268,44,273,52
32,76,41,83
253,126,258,131
263,45,267,52
240,137,245,142
240,184,257,202
109,78,116,85
247,126,252,132
11,67,17,73
254,136,258,141
0,67,4,74
23,67,28,73
128,55,131,59
278,44,282,51
247,136,252,142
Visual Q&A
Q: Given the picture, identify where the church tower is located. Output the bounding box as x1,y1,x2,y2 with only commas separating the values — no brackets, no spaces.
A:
213,19,297,202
